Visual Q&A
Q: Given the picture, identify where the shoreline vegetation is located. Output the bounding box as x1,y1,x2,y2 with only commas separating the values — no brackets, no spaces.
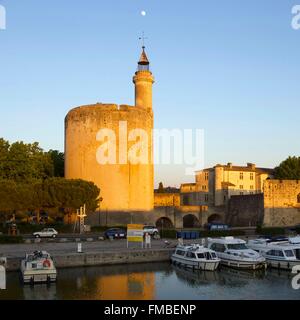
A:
0,138,100,226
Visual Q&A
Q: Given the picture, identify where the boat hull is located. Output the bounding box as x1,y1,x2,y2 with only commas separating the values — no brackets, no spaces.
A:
219,258,267,270
21,261,57,284
21,270,57,284
171,255,220,271
265,258,300,271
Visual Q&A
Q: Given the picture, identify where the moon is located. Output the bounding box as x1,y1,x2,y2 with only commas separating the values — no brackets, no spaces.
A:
141,11,146,16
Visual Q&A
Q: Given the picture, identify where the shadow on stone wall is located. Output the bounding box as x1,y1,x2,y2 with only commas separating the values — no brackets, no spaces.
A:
226,194,264,227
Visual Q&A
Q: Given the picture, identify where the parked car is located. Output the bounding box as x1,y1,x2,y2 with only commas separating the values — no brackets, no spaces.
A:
104,228,127,239
206,223,229,231
33,228,58,238
143,225,159,237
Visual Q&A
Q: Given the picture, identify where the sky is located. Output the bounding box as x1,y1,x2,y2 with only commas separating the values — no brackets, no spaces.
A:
0,0,300,187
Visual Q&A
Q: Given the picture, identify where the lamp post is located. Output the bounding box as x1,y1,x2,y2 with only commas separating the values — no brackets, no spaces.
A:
98,197,103,226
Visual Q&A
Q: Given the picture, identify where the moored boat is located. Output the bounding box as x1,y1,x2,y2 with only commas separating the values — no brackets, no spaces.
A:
21,251,57,284
171,244,220,271
207,237,267,270
247,237,300,270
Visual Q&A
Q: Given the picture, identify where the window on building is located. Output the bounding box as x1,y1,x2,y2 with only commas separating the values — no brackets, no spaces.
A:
202,185,207,191
240,185,244,190
250,173,254,180
250,185,254,190
240,172,244,180
205,172,209,180
183,195,189,206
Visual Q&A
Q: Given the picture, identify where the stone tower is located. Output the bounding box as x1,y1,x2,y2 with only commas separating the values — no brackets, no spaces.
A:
65,47,154,212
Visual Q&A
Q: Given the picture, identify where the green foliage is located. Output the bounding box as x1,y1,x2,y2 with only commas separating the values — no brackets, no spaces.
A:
274,156,300,180
0,235,23,244
255,227,285,236
293,227,300,234
0,138,65,181
48,150,64,177
0,178,100,218
0,139,54,181
160,229,177,238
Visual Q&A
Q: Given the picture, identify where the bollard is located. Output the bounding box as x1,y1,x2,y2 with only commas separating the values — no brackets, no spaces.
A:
0,266,6,290
77,243,83,253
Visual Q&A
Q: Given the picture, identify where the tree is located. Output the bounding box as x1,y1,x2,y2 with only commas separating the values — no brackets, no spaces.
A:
48,150,64,177
0,139,54,181
158,182,164,193
274,156,300,180
0,178,100,222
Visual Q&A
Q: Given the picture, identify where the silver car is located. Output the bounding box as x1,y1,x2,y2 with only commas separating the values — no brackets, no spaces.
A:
33,228,58,238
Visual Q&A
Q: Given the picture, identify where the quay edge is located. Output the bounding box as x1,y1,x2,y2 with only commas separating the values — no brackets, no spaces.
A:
5,248,174,272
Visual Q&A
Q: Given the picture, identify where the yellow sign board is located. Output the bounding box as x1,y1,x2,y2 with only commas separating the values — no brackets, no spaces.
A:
127,224,144,244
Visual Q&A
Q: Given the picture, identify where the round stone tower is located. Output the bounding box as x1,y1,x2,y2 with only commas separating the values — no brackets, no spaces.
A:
65,47,154,212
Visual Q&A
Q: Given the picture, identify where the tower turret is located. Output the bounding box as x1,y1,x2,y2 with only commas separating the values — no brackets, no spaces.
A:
133,46,155,112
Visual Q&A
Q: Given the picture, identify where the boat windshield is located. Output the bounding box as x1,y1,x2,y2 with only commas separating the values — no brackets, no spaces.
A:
227,243,248,250
285,250,295,257
197,252,217,260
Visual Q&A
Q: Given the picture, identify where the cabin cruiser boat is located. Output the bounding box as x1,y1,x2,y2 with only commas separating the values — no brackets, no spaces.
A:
171,244,220,271
21,251,57,284
247,237,300,270
207,237,267,270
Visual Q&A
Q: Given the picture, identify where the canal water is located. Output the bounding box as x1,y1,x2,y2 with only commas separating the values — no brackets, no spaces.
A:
0,263,299,300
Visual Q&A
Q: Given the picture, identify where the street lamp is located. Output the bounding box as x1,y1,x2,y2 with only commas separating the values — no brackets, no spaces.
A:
98,197,103,226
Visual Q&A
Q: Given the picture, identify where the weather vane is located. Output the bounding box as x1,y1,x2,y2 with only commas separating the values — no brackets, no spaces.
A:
139,32,148,48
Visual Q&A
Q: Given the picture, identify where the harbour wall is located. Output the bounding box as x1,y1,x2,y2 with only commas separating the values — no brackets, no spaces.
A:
5,249,174,272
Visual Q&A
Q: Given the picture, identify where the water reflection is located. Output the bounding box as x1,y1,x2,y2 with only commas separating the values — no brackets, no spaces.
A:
173,265,266,288
0,263,299,300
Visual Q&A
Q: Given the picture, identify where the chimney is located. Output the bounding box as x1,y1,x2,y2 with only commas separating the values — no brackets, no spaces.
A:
247,163,256,170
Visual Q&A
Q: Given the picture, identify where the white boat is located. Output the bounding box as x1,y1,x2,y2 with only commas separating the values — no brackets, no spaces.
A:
171,244,220,271
21,251,57,284
247,237,300,270
207,237,267,270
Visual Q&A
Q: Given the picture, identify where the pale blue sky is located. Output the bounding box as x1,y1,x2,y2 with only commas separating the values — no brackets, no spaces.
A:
0,0,300,187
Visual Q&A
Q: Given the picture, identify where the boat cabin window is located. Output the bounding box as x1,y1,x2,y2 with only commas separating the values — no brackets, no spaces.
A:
186,252,196,259
210,252,217,259
176,250,185,256
227,243,248,250
294,249,300,259
266,250,284,257
210,243,226,252
284,250,295,257
197,253,205,259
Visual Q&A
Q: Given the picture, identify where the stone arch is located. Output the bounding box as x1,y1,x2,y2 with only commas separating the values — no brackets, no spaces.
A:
156,217,174,229
183,214,201,228
208,214,223,224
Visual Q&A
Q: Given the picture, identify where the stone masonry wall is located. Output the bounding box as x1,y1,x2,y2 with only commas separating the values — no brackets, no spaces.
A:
263,180,300,227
